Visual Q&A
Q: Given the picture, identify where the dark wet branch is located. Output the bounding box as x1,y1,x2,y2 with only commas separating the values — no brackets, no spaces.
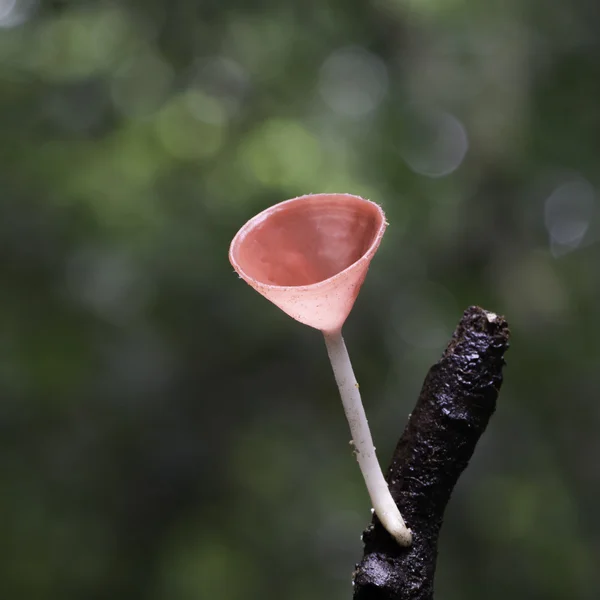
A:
353,306,510,600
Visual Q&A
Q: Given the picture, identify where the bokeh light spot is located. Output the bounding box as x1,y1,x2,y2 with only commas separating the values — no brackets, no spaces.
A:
398,108,469,178
27,5,131,81
544,178,596,256
239,119,322,188
319,46,388,118
184,90,229,126
156,92,226,160
0,0,33,29
190,56,250,117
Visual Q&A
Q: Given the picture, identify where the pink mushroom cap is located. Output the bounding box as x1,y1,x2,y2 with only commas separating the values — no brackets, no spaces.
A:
229,193,387,333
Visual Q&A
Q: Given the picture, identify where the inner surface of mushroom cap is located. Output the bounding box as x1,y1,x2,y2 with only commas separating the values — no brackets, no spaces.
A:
229,193,386,332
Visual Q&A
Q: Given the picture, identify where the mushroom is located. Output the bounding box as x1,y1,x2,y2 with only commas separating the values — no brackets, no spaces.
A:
229,193,412,547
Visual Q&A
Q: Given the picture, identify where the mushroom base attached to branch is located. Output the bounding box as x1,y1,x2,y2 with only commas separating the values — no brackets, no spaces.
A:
353,306,510,600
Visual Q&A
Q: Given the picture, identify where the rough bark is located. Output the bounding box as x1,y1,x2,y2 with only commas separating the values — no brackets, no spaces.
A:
353,306,510,600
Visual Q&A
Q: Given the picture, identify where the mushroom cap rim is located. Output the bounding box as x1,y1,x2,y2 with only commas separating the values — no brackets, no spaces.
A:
228,192,387,293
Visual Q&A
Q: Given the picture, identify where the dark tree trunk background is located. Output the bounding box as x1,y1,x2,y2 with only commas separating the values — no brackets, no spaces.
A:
353,306,510,600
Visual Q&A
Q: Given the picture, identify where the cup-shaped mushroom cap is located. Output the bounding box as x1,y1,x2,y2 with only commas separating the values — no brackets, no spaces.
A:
229,193,387,333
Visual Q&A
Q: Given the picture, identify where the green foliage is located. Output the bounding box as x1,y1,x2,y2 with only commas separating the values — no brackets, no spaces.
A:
1,1,599,598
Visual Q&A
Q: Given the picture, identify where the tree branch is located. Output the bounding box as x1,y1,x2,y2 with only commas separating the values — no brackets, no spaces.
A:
353,306,510,600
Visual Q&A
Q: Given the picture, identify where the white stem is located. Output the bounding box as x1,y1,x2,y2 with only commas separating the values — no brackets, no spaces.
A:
323,329,412,547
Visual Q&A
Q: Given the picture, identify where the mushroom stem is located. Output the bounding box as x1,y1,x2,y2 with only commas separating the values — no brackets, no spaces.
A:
323,329,412,547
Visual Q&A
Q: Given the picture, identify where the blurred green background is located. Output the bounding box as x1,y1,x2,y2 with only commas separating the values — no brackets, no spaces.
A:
1,0,599,599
